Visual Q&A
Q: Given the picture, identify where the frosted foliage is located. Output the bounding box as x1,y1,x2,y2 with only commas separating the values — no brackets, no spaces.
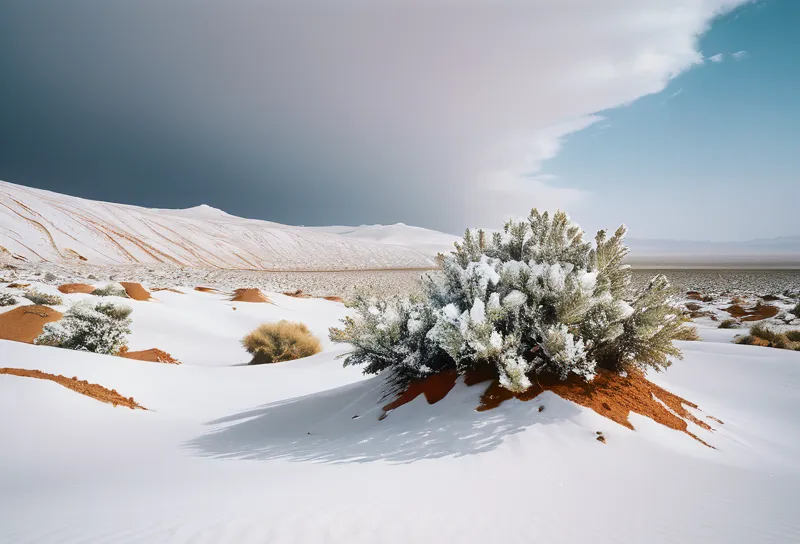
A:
35,300,132,355
332,208,694,392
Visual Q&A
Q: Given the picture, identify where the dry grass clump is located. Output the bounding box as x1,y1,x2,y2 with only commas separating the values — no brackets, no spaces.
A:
674,326,701,341
242,321,322,365
736,324,800,351
23,288,63,306
792,302,800,318
718,319,739,329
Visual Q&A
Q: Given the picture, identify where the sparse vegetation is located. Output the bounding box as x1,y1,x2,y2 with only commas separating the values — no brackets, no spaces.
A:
718,319,739,329
92,283,129,297
23,288,63,306
242,321,322,365
332,209,696,393
35,300,133,354
791,301,800,318
0,292,17,307
735,324,800,351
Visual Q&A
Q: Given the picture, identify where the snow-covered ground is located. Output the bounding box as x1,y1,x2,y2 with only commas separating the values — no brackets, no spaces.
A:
312,223,461,258
0,180,436,270
1,279,799,543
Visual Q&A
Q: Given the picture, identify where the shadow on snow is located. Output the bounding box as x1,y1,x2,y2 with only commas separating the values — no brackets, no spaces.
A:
185,375,582,464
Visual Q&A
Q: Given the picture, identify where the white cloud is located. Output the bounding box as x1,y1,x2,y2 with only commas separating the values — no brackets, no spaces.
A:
709,53,725,62
732,50,750,60
38,0,750,230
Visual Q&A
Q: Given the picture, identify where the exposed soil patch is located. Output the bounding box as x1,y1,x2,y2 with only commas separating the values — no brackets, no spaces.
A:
0,305,62,343
724,303,779,322
194,286,218,293
321,296,345,303
686,291,703,301
6,283,30,289
118,347,181,364
384,367,717,447
119,282,151,301
151,287,184,294
283,289,313,298
58,283,96,294
0,368,145,409
382,370,459,413
230,288,272,304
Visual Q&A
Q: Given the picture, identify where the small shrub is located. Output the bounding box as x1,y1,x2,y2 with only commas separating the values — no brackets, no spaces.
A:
785,330,800,343
44,272,57,282
0,292,18,307
35,300,133,354
242,321,322,364
718,319,738,329
23,288,63,306
736,324,800,351
92,283,129,298
791,302,800,318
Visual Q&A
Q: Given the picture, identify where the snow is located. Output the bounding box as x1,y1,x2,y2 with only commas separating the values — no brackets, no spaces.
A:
0,180,436,270
1,283,799,543
311,223,461,258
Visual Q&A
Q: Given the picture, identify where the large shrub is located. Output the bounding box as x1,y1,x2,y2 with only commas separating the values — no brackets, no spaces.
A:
35,300,133,354
331,209,695,392
242,321,322,365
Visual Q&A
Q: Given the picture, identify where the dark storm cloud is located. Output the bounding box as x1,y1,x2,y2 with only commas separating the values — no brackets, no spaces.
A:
0,0,745,231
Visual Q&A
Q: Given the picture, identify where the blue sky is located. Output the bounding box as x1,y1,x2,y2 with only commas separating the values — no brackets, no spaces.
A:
547,0,798,241
0,0,795,241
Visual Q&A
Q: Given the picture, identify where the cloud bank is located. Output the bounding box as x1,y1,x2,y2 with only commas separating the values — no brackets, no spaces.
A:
1,0,749,232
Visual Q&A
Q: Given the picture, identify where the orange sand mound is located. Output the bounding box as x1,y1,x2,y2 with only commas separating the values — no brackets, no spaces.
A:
321,296,344,303
382,370,459,413
283,289,312,298
0,305,63,343
58,283,96,294
119,282,151,301
0,368,145,409
231,288,272,303
119,347,181,365
724,303,779,322
151,287,184,294
383,368,717,447
195,286,218,293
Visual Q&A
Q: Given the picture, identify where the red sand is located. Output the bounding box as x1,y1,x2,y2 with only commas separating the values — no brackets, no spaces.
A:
0,305,63,343
194,286,218,293
119,282,151,301
321,296,345,303
383,367,717,447
0,368,145,409
151,287,184,294
58,283,96,294
724,303,779,322
230,288,272,303
119,347,181,365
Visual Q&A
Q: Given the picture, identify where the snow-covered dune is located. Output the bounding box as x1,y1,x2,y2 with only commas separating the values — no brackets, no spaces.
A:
1,280,799,543
312,223,461,258
0,180,437,270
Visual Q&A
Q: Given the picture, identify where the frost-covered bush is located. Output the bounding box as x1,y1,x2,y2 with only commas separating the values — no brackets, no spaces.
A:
242,321,322,365
792,301,800,318
331,209,695,392
0,291,18,307
23,288,63,306
35,300,132,354
92,282,129,297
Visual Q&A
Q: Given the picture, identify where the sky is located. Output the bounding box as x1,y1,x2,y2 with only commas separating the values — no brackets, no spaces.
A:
0,0,796,241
